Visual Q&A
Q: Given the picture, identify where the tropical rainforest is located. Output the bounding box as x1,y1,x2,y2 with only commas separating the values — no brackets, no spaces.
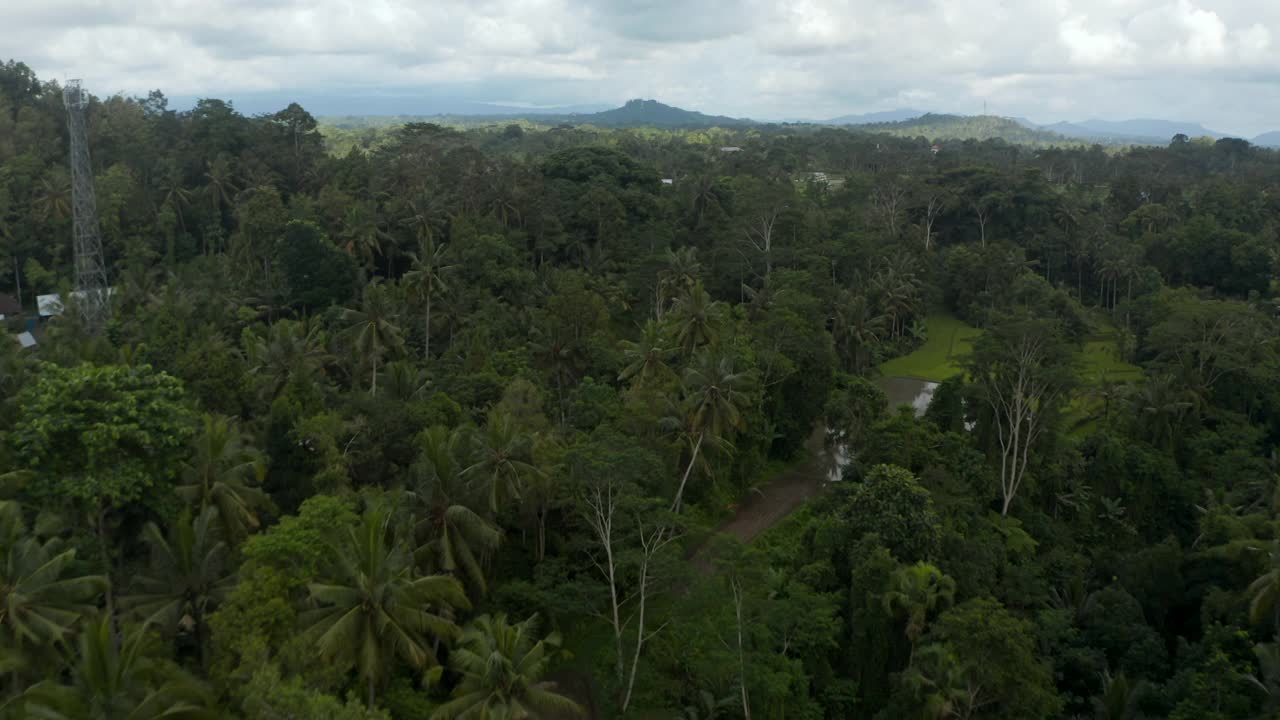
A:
4,57,1280,719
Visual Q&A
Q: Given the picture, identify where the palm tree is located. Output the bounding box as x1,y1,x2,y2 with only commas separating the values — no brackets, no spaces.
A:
154,162,192,233
120,507,235,667
668,281,721,356
22,615,219,720
342,201,388,274
203,155,237,219
403,234,456,360
657,246,702,317
832,290,888,374
177,414,269,544
618,320,675,388
671,350,753,513
410,426,502,594
344,282,405,395
464,411,540,514
33,170,71,225
1132,374,1195,449
881,562,956,660
1093,670,1146,720
302,507,469,708
1250,542,1280,630
244,318,330,400
431,613,582,720
0,502,105,671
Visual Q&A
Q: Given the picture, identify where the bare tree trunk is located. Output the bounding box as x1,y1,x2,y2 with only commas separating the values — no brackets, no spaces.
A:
424,293,432,360
732,579,752,720
671,433,704,514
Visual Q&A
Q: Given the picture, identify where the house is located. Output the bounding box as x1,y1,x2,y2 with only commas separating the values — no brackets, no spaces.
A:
719,146,742,153
931,144,942,155
15,331,36,349
661,178,674,185
0,292,19,318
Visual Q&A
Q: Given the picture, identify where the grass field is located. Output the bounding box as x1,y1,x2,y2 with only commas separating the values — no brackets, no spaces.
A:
877,312,1144,435
877,313,982,382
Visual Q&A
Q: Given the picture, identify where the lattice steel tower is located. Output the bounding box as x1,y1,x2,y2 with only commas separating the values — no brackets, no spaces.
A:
63,79,110,331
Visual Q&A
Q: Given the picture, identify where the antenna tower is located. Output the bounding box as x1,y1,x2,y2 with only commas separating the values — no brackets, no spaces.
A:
63,79,110,331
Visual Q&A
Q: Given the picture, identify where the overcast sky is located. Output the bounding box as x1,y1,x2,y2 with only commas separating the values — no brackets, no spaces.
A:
9,0,1280,135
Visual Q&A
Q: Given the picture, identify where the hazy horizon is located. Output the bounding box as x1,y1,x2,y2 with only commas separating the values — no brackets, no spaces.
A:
10,0,1280,135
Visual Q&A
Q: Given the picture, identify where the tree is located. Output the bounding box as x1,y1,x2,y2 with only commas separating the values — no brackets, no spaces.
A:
672,349,753,513
178,414,269,544
582,479,677,713
344,282,405,395
431,613,582,720
280,219,357,310
881,562,956,661
22,616,220,720
667,281,722,356
402,234,455,360
830,464,941,563
410,426,502,594
0,502,105,677
909,598,1062,719
464,411,540,515
10,364,195,615
618,320,675,388
121,507,235,667
968,314,1074,515
243,318,330,401
301,506,469,708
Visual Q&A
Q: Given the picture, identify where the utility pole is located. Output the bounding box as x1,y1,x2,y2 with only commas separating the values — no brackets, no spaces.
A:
63,79,110,332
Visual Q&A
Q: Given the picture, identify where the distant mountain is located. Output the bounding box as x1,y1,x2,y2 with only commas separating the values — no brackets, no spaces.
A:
573,99,752,128
1254,131,1280,148
1038,118,1225,144
826,108,925,125
170,91,611,118
856,113,1069,145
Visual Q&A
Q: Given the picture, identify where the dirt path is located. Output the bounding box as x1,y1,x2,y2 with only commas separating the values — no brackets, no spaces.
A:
691,425,834,573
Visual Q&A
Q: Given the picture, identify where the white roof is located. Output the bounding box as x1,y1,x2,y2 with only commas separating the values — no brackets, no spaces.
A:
37,294,62,317
16,331,36,348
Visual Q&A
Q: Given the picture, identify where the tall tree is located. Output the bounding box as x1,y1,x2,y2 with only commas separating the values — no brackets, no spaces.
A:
177,414,269,544
343,283,405,396
431,613,582,720
402,234,455,360
301,506,469,708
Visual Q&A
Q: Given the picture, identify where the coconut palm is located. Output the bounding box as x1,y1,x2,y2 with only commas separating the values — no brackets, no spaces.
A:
618,320,675,388
33,170,71,225
0,502,105,668
881,562,956,659
403,234,456,360
464,411,541,514
657,246,702,317
243,318,330,400
21,615,219,720
1250,542,1280,630
1093,670,1147,720
342,201,389,274
302,507,469,708
203,155,238,219
343,282,405,395
668,281,722,356
120,507,234,667
431,613,582,720
832,290,888,374
177,414,269,544
671,350,754,513
410,426,502,594
154,161,192,232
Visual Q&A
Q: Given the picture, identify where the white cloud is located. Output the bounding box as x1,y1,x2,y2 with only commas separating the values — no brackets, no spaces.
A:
5,0,1280,135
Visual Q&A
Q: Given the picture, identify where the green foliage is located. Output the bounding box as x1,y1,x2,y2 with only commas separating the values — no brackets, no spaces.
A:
11,363,195,509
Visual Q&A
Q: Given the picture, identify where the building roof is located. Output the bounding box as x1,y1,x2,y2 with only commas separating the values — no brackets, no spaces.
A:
0,293,18,316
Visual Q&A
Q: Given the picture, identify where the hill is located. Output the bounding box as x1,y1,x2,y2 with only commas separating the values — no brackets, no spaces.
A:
857,113,1072,146
1039,118,1225,145
826,108,924,125
573,98,752,128
1254,131,1280,148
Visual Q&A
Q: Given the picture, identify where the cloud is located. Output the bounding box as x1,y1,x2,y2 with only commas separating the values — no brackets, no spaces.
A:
6,0,1280,135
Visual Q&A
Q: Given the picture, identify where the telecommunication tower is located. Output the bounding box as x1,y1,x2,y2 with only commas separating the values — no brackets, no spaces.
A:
63,79,110,331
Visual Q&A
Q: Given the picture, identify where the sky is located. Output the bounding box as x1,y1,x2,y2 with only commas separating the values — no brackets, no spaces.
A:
8,0,1280,135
